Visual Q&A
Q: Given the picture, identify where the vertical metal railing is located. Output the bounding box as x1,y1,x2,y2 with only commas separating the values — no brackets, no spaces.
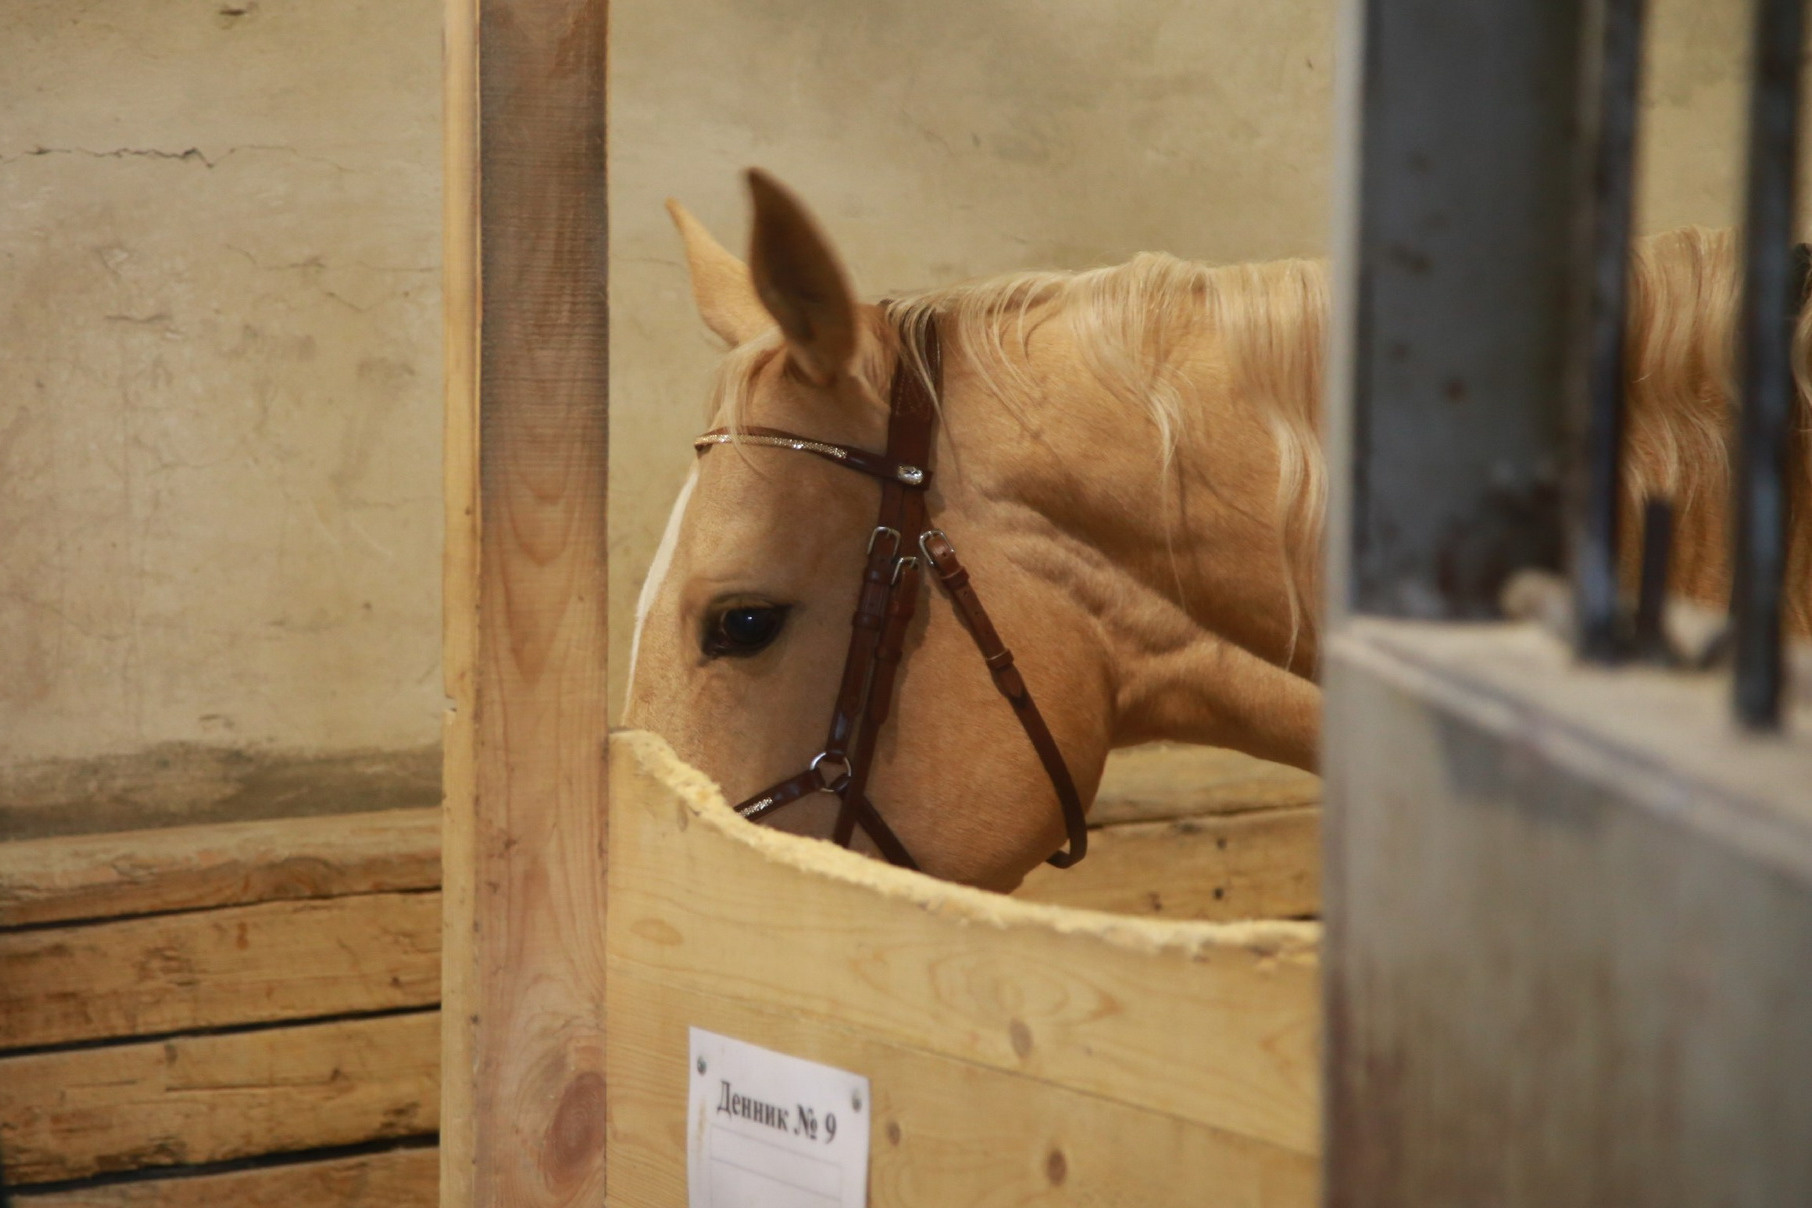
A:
1732,0,1806,729
1571,0,1649,663
1570,0,1802,727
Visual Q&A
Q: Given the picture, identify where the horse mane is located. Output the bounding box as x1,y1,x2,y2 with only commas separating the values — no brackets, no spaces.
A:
707,226,1811,645
879,254,1330,653
1621,227,1812,629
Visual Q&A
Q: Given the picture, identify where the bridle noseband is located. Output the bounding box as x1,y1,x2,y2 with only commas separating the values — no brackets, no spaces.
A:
692,317,1089,872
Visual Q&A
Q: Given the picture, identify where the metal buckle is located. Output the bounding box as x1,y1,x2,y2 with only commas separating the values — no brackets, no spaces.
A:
868,526,902,556
809,750,853,793
891,555,919,585
918,529,950,563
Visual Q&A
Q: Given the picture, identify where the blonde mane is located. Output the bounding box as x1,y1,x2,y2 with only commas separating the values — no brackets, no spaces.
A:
707,226,1812,652
883,255,1328,654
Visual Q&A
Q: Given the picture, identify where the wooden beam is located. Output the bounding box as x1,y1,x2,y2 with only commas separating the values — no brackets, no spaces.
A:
0,1011,439,1186
1090,745,1322,826
441,0,610,1203
11,1147,438,1208
0,747,441,844
0,809,440,928
1015,807,1321,920
1,892,440,1050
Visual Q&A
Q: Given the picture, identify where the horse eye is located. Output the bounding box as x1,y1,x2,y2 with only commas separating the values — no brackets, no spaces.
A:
704,604,788,658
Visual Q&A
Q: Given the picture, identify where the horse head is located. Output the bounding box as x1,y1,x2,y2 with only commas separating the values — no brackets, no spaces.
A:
624,171,1119,890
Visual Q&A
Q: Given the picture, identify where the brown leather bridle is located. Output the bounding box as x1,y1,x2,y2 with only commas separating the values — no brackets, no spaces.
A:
691,316,1089,872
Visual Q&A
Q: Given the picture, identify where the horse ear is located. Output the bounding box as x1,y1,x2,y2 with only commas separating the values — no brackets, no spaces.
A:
745,169,859,386
666,199,770,347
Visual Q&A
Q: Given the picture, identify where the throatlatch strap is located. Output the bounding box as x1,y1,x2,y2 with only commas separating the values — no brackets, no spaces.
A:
918,530,1089,868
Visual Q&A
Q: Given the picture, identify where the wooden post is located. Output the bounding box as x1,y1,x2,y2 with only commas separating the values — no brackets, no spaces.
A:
441,0,610,1204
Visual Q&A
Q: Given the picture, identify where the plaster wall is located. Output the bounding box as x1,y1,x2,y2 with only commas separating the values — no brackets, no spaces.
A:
0,0,1784,807
607,0,1778,715
0,0,442,769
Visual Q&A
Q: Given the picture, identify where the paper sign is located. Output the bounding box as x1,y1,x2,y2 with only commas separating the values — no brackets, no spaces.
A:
687,1027,871,1208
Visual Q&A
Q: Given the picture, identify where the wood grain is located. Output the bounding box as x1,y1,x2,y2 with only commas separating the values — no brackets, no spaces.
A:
12,1147,438,1208
1,892,440,1050
439,0,611,1203
0,1010,439,1185
0,809,440,928
607,967,1316,1208
1093,744,1322,826
608,731,1322,1159
1016,807,1321,920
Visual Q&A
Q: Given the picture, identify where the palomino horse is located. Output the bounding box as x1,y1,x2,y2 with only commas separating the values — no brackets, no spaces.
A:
625,169,1811,891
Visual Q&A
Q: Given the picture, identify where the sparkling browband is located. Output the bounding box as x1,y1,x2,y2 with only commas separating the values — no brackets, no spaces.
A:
693,432,850,459
693,431,926,485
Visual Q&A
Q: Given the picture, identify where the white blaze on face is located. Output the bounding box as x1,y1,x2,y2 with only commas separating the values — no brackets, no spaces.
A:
625,465,699,707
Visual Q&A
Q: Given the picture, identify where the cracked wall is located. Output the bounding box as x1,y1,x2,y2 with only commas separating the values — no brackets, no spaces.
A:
606,0,1792,717
1,0,441,775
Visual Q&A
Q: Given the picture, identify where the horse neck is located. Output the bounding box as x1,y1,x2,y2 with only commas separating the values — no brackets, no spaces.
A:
933,282,1327,770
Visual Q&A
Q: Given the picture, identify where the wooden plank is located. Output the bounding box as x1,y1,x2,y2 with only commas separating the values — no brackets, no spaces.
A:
1,892,440,1050
606,965,1316,1208
439,0,610,1204
0,809,440,928
12,1147,438,1208
608,731,1322,1158
0,748,442,844
439,0,478,1199
1016,807,1321,920
1092,744,1321,826
0,1011,439,1186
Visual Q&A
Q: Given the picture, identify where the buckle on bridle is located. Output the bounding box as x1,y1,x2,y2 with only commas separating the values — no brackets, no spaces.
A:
890,555,919,585
809,750,853,793
867,526,902,557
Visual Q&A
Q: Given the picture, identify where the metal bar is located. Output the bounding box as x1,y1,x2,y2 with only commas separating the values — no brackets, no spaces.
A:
1571,0,1649,662
1732,0,1805,729
1340,0,1581,619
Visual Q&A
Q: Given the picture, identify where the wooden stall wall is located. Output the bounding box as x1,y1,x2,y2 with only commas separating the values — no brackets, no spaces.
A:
605,731,1322,1207
0,811,441,1205
0,752,1315,1204
1018,746,1321,921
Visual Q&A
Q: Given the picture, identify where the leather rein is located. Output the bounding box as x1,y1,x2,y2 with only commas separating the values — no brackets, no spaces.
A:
691,316,1089,872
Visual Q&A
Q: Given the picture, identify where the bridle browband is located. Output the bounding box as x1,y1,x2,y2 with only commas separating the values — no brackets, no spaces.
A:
692,316,1089,872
